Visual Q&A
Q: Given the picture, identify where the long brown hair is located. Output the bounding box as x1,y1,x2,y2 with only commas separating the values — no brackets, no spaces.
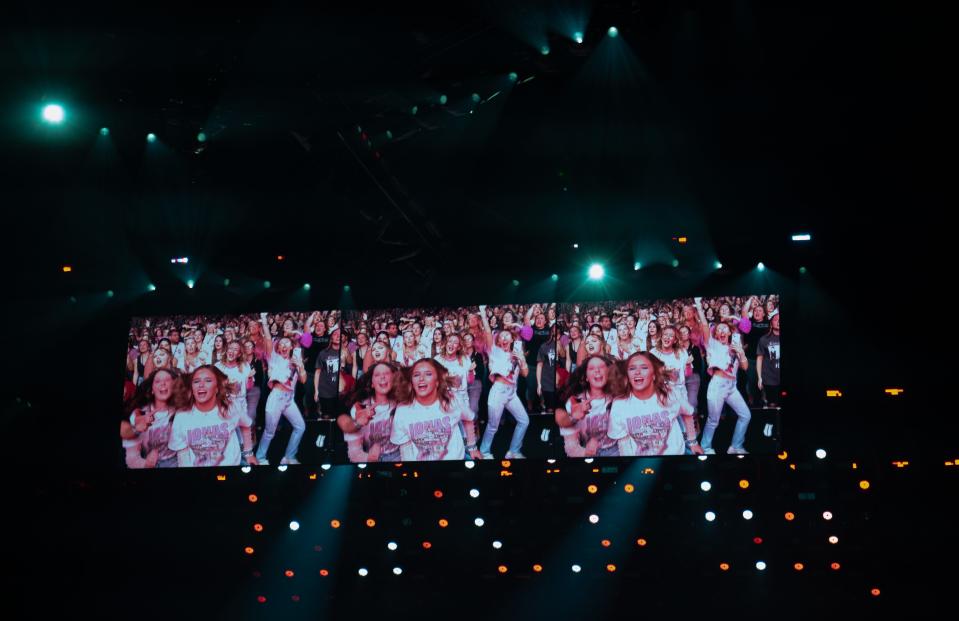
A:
344,361,401,409
126,368,183,416
612,352,671,407
173,365,236,418
394,358,456,411
557,354,620,405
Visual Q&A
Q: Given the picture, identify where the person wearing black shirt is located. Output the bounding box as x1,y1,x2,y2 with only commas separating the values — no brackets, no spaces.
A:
524,307,552,414
536,327,559,413
756,313,782,407
313,328,343,419
301,312,331,417
742,299,771,406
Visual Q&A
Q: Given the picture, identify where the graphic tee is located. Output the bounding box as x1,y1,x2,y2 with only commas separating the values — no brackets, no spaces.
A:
168,405,252,467
345,402,399,460
390,399,473,461
608,393,683,456
562,395,616,453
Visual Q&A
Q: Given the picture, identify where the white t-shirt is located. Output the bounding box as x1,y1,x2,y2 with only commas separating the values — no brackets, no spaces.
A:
706,339,738,376
171,342,185,369
608,393,684,456
611,338,639,360
488,345,521,384
183,351,210,373
345,402,399,460
390,399,474,461
435,355,470,398
389,335,404,354
126,407,177,465
561,396,617,453
267,351,299,390
216,362,250,399
650,348,689,387
168,405,252,467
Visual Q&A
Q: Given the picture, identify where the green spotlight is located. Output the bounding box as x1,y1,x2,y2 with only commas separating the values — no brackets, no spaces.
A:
439,95,448,105
42,104,65,124
69,296,77,303
148,284,156,292
508,72,518,82
551,274,559,282
146,133,157,143
471,93,481,103
512,279,520,287
757,262,766,271
608,26,619,37
574,31,584,44
671,259,679,268
715,261,723,269
540,45,550,55
223,278,231,286
187,279,195,289
304,283,311,291
99,127,110,137
799,266,807,274
106,290,114,298
263,280,271,288
343,284,351,292
634,262,641,271
588,264,605,280
197,132,207,142
411,105,418,115
385,130,393,140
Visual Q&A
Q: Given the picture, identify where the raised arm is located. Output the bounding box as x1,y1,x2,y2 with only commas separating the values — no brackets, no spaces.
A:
478,305,494,350
694,297,710,345
259,313,274,356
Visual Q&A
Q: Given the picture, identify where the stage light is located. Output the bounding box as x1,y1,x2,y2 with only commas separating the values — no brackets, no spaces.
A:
248,494,258,503
62,265,72,273
263,280,271,289
606,564,617,573
393,567,403,576
698,455,708,461
492,540,503,549
99,127,109,136
358,568,368,577
571,564,582,573
551,273,559,281
754,537,763,545
739,480,750,489
343,284,351,292
289,521,300,531
785,512,795,521
608,26,619,37
831,562,841,571
223,278,231,286
471,93,481,103
816,449,827,459
148,284,156,292
464,460,475,469
321,464,331,470
253,523,263,532
42,104,65,124
588,514,599,524
757,262,766,271
860,480,871,490
715,261,723,269
146,133,157,143
540,45,550,55
634,262,641,270
508,72,518,82
823,511,833,521
756,561,766,571
587,484,598,494
624,484,635,493
474,518,485,527
700,481,712,492
791,233,812,241
303,283,311,291
366,519,376,527
106,290,114,298
829,536,839,544
284,570,294,577
799,266,807,274
422,541,432,549
439,94,448,105
871,588,880,597
573,243,579,248
671,259,679,268
433,490,444,498
720,563,730,571
584,458,594,464
512,279,520,286
743,510,754,520
637,539,647,547
438,519,449,528
244,547,254,555
574,31,584,43
470,488,480,498
277,465,287,472
533,564,543,573
498,565,508,574
387,541,398,551
256,596,266,603
410,105,418,115
587,264,605,280
705,511,716,522
330,520,341,528
319,569,329,576
187,279,194,289
794,563,804,571
197,132,207,142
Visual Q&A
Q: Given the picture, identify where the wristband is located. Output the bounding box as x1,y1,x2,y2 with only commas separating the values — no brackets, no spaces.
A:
685,439,700,447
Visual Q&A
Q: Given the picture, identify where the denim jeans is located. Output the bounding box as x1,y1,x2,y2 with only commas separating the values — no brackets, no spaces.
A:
256,388,306,461
701,374,752,451
479,382,529,455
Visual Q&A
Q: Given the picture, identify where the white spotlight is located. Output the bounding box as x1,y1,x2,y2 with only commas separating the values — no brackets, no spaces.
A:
289,521,300,531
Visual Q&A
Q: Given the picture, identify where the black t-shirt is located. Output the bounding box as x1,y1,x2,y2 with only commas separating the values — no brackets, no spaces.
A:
686,342,705,375
526,326,551,364
314,348,340,399
471,351,487,385
745,319,770,357
303,333,332,373
537,342,557,393
757,333,781,385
